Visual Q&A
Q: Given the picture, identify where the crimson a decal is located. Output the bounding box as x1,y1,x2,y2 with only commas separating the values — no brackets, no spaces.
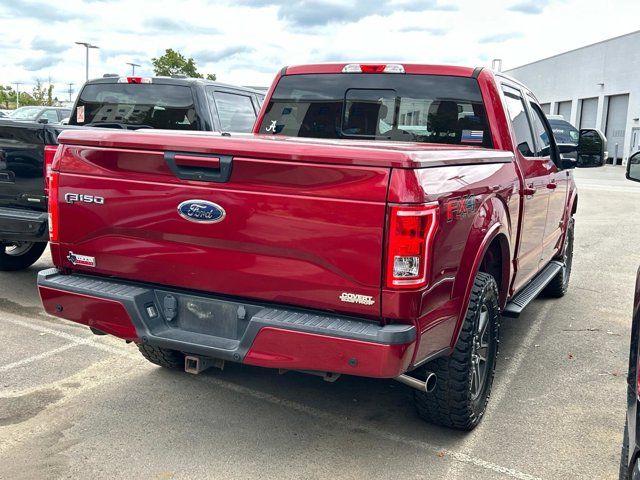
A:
445,195,477,222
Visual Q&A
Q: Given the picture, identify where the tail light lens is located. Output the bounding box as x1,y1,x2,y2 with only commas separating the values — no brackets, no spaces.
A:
118,76,152,84
386,204,439,289
342,64,405,74
48,170,60,242
43,145,58,195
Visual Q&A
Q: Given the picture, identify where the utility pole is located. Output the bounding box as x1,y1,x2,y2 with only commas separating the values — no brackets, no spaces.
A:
75,42,99,82
126,62,141,75
13,82,23,109
67,83,74,103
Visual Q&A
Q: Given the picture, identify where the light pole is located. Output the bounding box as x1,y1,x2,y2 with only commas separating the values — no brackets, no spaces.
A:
75,42,99,82
126,62,141,75
67,83,74,103
13,82,23,109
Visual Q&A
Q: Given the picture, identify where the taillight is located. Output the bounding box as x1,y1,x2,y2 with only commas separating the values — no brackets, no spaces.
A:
342,64,405,74
118,76,152,84
43,145,57,195
386,204,439,289
48,171,60,242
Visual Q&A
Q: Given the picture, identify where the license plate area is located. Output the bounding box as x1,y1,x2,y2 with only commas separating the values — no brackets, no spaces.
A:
153,290,263,340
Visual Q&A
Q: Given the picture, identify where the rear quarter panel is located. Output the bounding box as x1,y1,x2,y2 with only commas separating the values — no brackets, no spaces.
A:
386,160,519,364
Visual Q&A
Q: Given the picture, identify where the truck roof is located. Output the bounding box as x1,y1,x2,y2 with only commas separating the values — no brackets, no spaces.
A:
84,76,265,95
282,63,481,77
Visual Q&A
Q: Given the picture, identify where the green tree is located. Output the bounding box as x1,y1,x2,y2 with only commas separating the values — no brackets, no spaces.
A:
0,85,13,109
0,85,41,109
17,91,38,107
30,80,59,106
32,80,47,104
151,48,216,80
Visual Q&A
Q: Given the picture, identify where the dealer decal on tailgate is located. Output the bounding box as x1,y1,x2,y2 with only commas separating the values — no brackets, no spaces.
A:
67,252,96,267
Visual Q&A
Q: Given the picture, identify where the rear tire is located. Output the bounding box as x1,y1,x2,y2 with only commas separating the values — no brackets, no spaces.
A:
0,241,47,271
413,272,500,430
544,217,574,297
138,344,185,369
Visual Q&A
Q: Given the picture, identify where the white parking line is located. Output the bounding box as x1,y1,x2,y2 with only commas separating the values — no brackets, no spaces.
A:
203,375,542,480
1,316,137,359
0,341,81,372
576,184,640,194
3,314,542,480
445,301,552,479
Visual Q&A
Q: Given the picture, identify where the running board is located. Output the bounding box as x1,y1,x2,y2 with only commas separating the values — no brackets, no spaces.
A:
503,260,563,318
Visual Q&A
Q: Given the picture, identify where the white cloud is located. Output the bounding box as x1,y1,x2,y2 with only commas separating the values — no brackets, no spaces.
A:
0,0,638,102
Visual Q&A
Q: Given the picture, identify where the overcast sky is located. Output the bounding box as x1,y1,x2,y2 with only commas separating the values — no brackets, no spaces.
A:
0,0,638,101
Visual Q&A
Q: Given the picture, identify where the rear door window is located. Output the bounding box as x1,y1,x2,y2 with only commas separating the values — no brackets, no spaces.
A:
72,83,200,130
502,88,536,157
209,90,257,133
528,100,553,157
40,109,59,124
58,109,71,121
259,73,492,147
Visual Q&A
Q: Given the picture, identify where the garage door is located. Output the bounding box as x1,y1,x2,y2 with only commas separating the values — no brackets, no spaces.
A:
605,94,629,160
556,101,572,121
580,97,598,128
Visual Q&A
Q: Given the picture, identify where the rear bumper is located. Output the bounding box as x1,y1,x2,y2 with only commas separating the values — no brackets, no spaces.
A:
37,269,416,378
0,206,48,242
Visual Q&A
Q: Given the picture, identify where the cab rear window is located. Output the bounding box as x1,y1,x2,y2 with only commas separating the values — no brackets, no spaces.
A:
71,83,200,130
259,73,492,147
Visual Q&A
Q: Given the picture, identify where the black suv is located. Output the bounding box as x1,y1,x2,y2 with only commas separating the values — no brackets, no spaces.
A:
0,76,265,271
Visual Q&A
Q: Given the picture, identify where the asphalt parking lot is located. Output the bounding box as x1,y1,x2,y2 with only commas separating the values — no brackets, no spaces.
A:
0,165,638,480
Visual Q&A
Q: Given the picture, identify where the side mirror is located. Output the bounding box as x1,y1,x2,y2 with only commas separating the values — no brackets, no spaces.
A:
576,128,607,167
37,118,49,124
557,143,577,169
627,152,640,183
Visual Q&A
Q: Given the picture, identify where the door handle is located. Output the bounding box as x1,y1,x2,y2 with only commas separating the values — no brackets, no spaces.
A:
522,187,536,196
546,182,557,190
164,152,233,183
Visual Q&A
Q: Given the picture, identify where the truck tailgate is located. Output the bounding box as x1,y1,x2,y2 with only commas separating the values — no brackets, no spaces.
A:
54,134,392,318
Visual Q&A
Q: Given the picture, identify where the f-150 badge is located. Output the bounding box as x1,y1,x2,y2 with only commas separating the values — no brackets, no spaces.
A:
64,193,104,205
67,252,96,267
339,292,375,306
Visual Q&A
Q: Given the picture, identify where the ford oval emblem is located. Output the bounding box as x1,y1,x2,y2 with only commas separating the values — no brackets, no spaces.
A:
177,200,226,224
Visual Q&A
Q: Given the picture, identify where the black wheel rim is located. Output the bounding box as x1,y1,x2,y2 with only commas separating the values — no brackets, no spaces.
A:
4,241,33,256
470,304,490,401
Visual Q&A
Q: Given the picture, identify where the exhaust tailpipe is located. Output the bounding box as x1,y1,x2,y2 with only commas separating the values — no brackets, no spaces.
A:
395,372,437,393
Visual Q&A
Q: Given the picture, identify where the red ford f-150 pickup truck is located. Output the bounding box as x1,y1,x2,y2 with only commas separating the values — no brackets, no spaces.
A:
37,63,606,430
